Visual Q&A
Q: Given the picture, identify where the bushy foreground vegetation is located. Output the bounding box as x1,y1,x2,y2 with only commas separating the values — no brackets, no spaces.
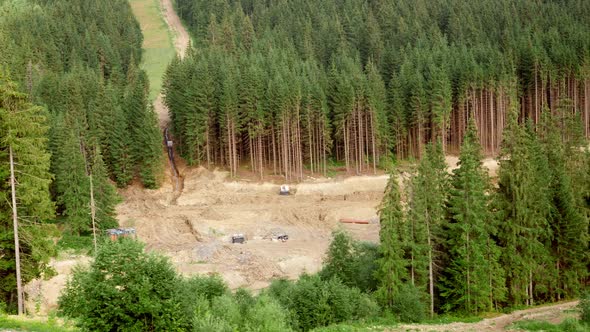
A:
58,239,378,332
0,0,162,311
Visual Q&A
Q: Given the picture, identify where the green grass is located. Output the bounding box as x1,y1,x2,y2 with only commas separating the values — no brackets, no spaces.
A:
129,0,176,100
0,315,78,332
508,318,588,331
422,314,484,324
310,316,398,332
56,234,94,254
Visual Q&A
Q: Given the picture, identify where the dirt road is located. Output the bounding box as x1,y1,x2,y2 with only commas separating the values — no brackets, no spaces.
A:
394,301,579,331
161,0,189,58
153,0,190,128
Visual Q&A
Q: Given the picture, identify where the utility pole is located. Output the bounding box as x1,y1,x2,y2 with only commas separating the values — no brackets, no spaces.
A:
9,145,24,315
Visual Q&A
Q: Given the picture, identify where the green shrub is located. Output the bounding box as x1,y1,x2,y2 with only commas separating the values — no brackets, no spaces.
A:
59,238,189,331
580,292,590,324
390,284,427,323
243,295,292,332
57,234,94,254
509,318,587,332
235,287,256,317
192,295,236,332
320,230,379,293
268,275,379,331
177,274,228,322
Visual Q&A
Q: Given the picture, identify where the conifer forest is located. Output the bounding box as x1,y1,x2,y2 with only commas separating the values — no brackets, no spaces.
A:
0,0,589,330
0,0,161,310
166,0,590,180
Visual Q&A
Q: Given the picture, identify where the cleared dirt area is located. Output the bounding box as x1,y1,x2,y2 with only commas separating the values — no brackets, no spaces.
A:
161,0,189,58
114,156,499,290
116,166,386,289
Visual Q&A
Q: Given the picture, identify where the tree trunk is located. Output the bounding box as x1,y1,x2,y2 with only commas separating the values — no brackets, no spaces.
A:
90,174,97,255
10,146,24,315
427,223,434,318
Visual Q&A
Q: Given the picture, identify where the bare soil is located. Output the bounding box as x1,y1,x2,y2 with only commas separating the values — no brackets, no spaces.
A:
116,166,387,289
161,0,189,58
114,156,499,290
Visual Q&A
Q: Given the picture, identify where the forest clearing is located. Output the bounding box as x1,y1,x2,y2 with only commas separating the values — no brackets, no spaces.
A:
1,0,589,331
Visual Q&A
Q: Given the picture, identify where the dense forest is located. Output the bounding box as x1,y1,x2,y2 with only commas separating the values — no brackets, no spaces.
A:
0,0,162,311
165,0,590,180
393,118,588,315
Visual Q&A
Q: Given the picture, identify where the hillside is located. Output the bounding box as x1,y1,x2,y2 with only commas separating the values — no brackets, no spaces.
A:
0,0,588,331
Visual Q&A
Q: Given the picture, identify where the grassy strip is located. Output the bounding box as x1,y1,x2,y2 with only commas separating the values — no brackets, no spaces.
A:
508,318,587,331
0,315,77,332
129,0,175,100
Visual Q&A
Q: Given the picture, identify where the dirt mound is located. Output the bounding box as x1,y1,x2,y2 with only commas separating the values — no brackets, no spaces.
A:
446,155,499,176
25,256,91,315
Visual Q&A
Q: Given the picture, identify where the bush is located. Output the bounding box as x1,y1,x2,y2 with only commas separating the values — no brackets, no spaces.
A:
510,318,587,332
59,238,189,331
193,294,240,332
177,274,228,322
243,295,291,332
320,230,379,293
390,284,427,323
580,292,590,324
57,233,94,254
191,291,291,332
268,275,379,331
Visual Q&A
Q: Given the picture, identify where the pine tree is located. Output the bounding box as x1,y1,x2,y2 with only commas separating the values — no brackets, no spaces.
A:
375,169,408,309
496,117,552,306
137,103,163,189
0,72,56,312
408,141,449,316
542,118,589,299
89,145,119,231
441,120,497,314
53,118,91,235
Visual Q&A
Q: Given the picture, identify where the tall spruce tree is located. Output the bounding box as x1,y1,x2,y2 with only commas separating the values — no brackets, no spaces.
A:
408,141,449,316
89,145,119,231
496,116,552,306
0,72,56,312
441,120,498,314
137,104,163,189
542,117,589,300
52,117,90,235
375,169,408,309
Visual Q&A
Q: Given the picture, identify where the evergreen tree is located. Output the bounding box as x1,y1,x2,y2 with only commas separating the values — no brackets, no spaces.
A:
408,141,449,316
375,169,408,309
137,104,163,189
542,117,589,299
53,119,90,235
441,120,498,314
89,146,119,231
496,117,552,306
0,72,56,312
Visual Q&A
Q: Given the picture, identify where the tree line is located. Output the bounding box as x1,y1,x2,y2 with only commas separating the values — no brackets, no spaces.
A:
165,0,590,180
0,0,162,312
376,111,589,316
